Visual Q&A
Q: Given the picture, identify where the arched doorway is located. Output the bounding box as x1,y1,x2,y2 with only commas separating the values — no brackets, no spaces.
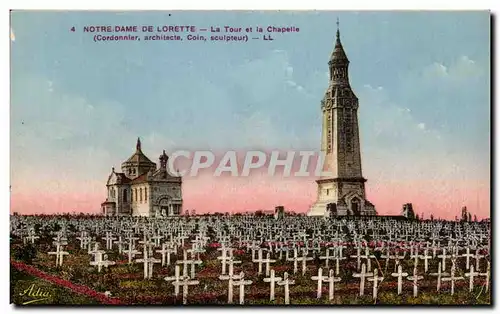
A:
158,197,171,216
351,197,360,215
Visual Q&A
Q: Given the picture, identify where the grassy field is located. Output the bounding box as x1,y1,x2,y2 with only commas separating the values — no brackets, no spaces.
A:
10,236,491,305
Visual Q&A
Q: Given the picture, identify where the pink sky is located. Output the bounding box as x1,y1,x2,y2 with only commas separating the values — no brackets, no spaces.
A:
9,12,490,222
10,170,490,220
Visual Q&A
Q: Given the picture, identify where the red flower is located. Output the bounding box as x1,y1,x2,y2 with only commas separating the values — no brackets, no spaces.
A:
11,259,123,305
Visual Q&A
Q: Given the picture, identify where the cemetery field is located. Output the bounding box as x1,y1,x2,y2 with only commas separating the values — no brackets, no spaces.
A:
10,215,491,306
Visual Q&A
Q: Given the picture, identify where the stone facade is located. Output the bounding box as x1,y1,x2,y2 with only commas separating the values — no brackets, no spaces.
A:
402,203,415,219
101,138,183,217
308,24,376,217
274,206,285,220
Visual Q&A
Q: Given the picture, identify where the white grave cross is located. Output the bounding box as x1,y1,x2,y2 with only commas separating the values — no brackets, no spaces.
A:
353,263,374,296
277,272,295,305
311,267,328,299
263,269,282,301
391,265,409,295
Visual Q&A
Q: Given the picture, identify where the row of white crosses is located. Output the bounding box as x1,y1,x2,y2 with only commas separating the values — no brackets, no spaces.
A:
344,258,492,299
165,265,253,305
13,215,491,304
237,234,488,278
256,269,296,304
36,220,488,249
19,217,490,255
13,214,489,236
259,267,343,304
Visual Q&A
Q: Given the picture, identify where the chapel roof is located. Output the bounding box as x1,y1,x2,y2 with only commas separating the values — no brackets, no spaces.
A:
122,137,156,166
129,172,149,184
115,172,131,183
106,169,131,185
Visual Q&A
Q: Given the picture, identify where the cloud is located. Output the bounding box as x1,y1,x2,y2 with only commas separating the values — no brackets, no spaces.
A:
10,75,148,192
423,56,483,81
361,85,440,140
238,111,277,147
47,80,53,93
357,83,482,183
274,50,311,96
231,49,313,98
450,56,483,78
424,63,448,78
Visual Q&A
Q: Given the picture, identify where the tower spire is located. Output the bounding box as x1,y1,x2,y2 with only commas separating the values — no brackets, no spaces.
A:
159,149,168,169
136,137,142,151
329,17,349,83
336,17,340,40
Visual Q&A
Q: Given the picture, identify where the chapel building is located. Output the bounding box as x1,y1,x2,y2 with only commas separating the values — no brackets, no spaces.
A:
101,138,183,217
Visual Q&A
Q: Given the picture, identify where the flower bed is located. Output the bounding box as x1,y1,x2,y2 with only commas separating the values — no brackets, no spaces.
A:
11,259,123,305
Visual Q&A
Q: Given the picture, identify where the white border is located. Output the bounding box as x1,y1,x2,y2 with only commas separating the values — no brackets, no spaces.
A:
2,1,497,314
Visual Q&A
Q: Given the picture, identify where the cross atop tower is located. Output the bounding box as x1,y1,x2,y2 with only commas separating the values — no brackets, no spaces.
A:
336,17,341,40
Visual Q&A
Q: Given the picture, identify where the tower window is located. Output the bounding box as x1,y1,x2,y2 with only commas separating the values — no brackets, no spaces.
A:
145,187,148,202
123,189,128,202
140,188,143,202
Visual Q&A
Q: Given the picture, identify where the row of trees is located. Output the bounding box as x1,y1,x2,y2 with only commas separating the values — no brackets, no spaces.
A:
460,206,478,222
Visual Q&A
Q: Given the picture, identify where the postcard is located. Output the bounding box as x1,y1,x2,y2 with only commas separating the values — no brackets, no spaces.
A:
10,10,491,306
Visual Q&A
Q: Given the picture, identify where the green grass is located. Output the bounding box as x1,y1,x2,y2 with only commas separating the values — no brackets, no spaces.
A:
10,240,492,305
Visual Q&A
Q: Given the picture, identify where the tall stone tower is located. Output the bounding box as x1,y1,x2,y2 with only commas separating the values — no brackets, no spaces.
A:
308,21,377,217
